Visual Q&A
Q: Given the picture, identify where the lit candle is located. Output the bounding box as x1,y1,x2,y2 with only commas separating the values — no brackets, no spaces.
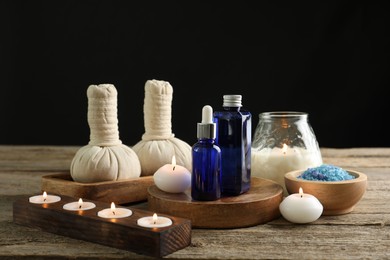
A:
97,202,132,219
153,155,191,193
63,198,96,211
29,191,61,204
251,144,322,195
137,213,173,228
279,187,323,224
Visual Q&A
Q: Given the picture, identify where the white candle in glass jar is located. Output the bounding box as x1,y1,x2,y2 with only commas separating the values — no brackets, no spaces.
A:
251,144,322,195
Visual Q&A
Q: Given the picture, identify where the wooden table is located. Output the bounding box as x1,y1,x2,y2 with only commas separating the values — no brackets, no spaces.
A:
1,145,389,259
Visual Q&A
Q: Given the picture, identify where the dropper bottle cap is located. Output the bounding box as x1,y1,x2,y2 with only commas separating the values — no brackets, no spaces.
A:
197,105,216,139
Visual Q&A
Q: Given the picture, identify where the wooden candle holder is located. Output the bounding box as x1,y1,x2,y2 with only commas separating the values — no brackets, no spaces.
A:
13,194,191,257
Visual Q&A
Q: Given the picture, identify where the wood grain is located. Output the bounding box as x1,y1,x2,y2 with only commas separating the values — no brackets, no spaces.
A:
1,145,390,259
41,172,154,204
13,195,191,258
148,177,283,228
0,145,79,171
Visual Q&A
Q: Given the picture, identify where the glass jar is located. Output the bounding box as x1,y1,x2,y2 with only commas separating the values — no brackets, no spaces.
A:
251,112,322,196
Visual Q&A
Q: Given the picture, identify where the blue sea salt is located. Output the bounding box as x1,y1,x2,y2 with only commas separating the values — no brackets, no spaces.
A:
298,164,355,181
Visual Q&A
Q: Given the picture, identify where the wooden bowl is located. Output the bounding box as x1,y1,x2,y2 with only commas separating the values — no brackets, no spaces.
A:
284,169,367,215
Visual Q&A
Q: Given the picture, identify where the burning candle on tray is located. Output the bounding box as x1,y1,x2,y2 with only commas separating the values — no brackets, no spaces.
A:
153,155,191,193
137,213,173,228
29,191,61,204
63,198,96,211
97,202,132,219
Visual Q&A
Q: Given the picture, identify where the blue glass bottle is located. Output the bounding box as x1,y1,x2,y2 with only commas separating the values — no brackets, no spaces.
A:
214,95,251,196
192,105,221,201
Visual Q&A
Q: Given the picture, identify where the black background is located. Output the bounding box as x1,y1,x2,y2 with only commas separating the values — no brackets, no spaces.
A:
1,1,389,148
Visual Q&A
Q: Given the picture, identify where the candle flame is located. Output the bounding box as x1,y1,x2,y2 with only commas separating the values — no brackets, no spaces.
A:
78,198,83,209
43,191,47,202
111,202,116,215
282,143,288,154
299,187,303,198
153,213,158,224
172,155,176,171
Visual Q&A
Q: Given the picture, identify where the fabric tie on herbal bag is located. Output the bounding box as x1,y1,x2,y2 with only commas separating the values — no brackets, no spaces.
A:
132,79,192,176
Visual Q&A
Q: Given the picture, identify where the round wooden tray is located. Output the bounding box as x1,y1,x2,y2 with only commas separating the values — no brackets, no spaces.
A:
147,177,283,229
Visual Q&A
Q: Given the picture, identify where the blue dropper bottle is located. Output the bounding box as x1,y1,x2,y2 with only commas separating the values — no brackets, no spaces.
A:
191,105,221,201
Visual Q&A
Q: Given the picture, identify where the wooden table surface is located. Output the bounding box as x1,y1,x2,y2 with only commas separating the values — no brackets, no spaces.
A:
1,145,389,259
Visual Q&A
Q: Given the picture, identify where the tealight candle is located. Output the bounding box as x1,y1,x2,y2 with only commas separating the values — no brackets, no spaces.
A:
97,202,132,219
63,198,96,211
29,191,61,204
279,187,323,224
153,155,191,193
137,213,173,228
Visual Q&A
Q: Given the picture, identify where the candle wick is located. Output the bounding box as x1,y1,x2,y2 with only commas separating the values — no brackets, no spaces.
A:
173,166,175,171
43,198,46,202
300,194,303,198
112,211,115,215
153,220,157,225
79,205,82,209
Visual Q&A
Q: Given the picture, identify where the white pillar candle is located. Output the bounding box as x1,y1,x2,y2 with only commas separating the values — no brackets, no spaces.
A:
279,187,323,223
29,191,61,204
97,202,132,219
137,213,173,228
251,144,322,195
153,155,191,193
63,198,96,211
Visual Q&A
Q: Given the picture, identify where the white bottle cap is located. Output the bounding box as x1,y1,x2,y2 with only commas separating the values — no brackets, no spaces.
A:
197,105,216,139
202,105,213,124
